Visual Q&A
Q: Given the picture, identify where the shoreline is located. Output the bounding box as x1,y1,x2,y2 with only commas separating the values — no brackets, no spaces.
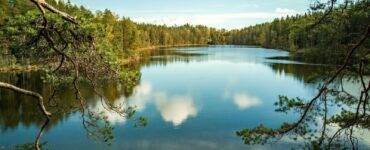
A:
136,44,209,51
0,44,208,73
0,65,39,73
0,44,341,73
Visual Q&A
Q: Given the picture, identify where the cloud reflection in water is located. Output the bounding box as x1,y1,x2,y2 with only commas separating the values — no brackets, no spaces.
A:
155,93,198,126
89,81,200,126
90,99,127,125
89,82,153,125
110,82,198,127
233,93,262,110
129,82,153,110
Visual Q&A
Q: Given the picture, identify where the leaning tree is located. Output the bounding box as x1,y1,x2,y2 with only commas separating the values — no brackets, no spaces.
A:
0,0,142,149
237,0,369,149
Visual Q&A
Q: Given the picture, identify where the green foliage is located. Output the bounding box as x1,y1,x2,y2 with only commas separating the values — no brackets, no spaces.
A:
227,0,369,64
0,0,369,68
134,116,148,127
236,124,275,145
275,96,305,113
86,111,115,145
14,142,48,150
119,68,141,97
0,0,229,70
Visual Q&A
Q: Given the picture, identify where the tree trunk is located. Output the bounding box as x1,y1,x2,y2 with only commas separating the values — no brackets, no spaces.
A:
0,81,51,118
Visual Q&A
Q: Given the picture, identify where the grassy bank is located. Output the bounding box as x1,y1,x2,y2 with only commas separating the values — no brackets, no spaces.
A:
0,65,39,73
0,44,209,73
137,44,209,51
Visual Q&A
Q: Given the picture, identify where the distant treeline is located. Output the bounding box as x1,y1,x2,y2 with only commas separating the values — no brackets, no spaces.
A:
0,0,227,66
226,1,369,63
0,0,369,65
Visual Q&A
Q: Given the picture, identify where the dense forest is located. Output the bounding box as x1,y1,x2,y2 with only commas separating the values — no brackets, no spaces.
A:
0,0,369,67
227,1,369,63
0,0,227,68
0,0,369,149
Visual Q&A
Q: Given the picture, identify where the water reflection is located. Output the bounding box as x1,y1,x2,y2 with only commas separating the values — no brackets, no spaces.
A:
0,68,143,148
128,82,198,126
127,82,153,110
155,93,197,126
1,46,358,149
90,99,127,125
268,63,333,84
232,93,262,110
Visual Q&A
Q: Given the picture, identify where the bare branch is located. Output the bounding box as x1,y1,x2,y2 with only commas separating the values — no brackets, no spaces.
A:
34,119,50,150
0,81,51,118
308,0,336,29
30,0,78,24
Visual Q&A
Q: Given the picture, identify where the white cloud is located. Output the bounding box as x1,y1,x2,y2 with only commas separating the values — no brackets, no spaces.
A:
103,82,198,127
90,98,127,125
88,82,153,125
128,82,153,110
127,9,202,14
155,93,198,126
275,8,297,15
233,93,262,110
239,4,260,8
131,8,298,29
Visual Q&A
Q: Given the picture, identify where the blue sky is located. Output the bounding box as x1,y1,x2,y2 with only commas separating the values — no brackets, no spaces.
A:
70,0,314,29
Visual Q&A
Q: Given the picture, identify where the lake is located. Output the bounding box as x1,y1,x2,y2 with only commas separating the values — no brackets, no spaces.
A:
0,45,368,149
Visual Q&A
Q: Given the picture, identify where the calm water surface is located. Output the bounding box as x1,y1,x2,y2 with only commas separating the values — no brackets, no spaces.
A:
0,45,368,149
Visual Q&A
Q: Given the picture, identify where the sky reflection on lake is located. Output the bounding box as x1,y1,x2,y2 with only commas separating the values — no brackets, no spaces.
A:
2,46,365,150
